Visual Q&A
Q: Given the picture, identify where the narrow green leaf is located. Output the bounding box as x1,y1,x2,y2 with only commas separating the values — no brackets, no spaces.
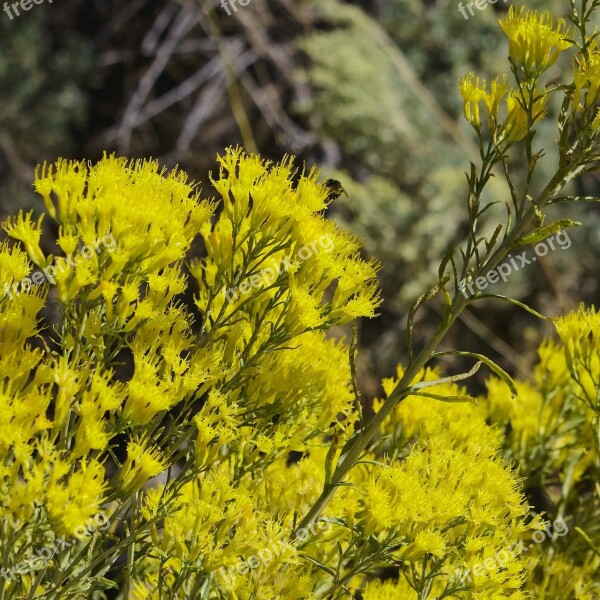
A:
410,361,482,390
438,247,456,282
407,282,442,363
324,433,339,486
475,294,556,321
410,391,477,404
434,350,518,397
510,219,580,250
485,224,503,254
301,555,338,577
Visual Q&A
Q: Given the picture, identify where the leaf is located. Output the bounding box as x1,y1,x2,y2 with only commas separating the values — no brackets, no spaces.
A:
410,391,477,403
438,246,456,281
574,528,600,558
324,433,339,486
509,219,580,250
434,350,518,397
410,361,483,389
475,294,556,321
407,282,442,363
485,224,503,254
349,325,363,428
301,555,338,577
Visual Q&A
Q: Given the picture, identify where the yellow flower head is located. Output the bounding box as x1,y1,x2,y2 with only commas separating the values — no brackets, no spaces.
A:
459,73,487,128
120,437,167,494
554,304,600,408
459,74,509,129
503,87,549,142
0,242,31,291
500,7,572,75
46,457,107,536
2,210,47,267
555,304,600,365
574,49,600,108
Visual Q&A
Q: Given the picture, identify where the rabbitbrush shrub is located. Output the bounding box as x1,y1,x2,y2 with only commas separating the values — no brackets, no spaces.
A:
0,3,600,599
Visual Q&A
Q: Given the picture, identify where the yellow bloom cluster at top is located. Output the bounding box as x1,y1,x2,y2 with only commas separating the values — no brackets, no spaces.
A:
193,146,381,332
500,6,572,76
458,7,580,143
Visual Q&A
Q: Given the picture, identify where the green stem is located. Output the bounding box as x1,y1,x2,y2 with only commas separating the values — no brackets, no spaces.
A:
122,492,138,600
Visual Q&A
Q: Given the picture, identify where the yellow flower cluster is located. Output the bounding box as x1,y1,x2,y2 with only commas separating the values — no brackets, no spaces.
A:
500,7,572,75
2,141,599,598
360,370,539,598
459,74,508,129
0,150,380,598
133,464,315,600
574,47,600,108
482,306,598,467
0,249,108,536
459,73,548,142
29,155,215,305
478,306,600,599
555,304,600,406
459,8,581,140
193,147,380,332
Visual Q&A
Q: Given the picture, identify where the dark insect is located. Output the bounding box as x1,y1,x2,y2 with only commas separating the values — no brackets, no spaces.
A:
323,178,348,202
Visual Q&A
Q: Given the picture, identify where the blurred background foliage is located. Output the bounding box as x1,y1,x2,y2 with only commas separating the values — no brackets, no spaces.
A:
0,0,599,395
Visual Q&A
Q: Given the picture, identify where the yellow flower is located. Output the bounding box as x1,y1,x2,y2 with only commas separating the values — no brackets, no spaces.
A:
574,49,600,108
375,365,499,451
122,359,179,425
459,72,487,128
363,577,446,599
500,7,572,75
2,210,47,267
31,154,216,322
120,437,167,493
503,87,548,142
554,304,600,408
402,529,446,560
46,457,107,536
0,241,31,290
459,73,508,129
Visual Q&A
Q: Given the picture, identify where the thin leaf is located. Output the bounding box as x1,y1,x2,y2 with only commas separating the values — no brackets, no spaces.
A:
324,433,339,486
407,282,441,363
474,294,556,321
510,219,580,250
301,555,338,578
410,361,483,389
434,350,518,397
410,391,477,403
